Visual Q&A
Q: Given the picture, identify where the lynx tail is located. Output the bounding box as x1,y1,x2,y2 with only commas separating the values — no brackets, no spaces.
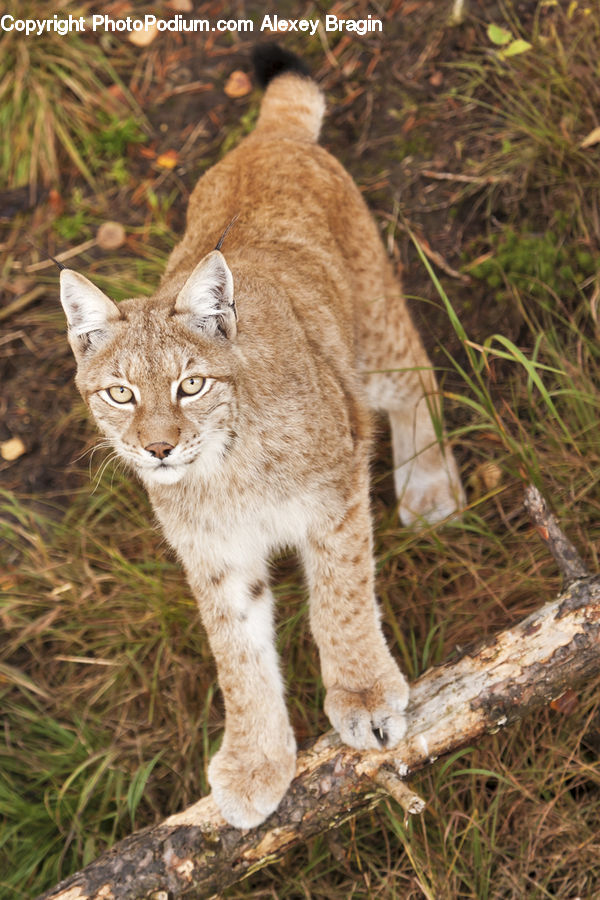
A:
252,42,325,143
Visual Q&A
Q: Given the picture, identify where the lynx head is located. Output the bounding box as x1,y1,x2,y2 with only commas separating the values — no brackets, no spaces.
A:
60,251,240,487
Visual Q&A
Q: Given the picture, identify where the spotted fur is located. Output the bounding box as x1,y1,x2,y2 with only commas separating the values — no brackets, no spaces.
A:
60,58,464,828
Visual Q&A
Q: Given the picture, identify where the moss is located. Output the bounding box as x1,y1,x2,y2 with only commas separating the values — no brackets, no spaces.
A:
468,226,599,304
92,114,147,160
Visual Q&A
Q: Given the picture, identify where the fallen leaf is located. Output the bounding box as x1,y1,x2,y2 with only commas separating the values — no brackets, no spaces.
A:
49,583,74,597
224,70,252,98
48,189,64,214
468,460,503,499
97,221,126,250
487,23,512,45
129,22,158,46
1,437,26,461
579,126,600,149
107,83,128,107
10,276,34,295
550,689,579,715
401,113,417,134
156,149,179,170
0,572,18,590
498,38,532,58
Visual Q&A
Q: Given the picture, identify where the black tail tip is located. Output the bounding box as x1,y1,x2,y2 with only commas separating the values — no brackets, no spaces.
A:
251,42,310,88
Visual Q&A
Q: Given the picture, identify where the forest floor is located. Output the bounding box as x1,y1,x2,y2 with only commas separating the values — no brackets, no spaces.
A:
2,1,600,897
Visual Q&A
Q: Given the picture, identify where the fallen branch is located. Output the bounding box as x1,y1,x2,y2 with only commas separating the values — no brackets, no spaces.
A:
39,491,600,900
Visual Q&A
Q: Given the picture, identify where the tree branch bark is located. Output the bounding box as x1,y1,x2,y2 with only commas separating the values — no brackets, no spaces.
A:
39,491,600,900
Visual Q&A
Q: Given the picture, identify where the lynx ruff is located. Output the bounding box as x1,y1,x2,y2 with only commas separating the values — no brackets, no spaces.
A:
59,58,464,829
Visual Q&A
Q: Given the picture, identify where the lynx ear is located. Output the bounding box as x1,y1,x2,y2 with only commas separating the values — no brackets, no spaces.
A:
60,269,120,354
174,250,236,339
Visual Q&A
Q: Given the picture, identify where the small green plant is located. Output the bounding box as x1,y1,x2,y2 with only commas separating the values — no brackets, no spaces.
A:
468,226,598,305
92,114,147,160
486,23,532,60
83,114,147,185
54,210,92,243
412,228,600,490
219,105,260,156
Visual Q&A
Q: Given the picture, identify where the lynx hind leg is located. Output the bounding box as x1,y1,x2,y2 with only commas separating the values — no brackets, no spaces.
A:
388,402,464,527
360,270,464,527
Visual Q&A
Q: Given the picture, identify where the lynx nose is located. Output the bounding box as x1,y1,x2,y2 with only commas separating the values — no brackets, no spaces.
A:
144,441,175,460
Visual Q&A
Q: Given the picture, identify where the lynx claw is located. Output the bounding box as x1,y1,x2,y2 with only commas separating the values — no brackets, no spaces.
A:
324,676,409,751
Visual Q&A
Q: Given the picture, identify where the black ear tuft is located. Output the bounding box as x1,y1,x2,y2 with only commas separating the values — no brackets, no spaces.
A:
251,42,310,88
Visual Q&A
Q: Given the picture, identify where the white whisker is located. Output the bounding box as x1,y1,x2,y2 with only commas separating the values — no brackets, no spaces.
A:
73,440,113,467
91,451,122,493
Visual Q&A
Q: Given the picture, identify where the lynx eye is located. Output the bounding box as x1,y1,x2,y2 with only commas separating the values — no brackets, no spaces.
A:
178,376,207,397
106,385,134,404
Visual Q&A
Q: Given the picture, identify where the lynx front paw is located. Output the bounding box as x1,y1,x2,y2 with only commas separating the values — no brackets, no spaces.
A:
208,733,296,829
324,673,409,751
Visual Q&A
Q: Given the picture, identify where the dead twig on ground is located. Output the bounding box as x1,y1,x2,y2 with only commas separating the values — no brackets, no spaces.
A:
396,220,471,282
420,168,505,185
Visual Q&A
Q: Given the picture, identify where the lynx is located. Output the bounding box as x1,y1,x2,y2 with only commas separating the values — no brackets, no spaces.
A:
59,45,464,828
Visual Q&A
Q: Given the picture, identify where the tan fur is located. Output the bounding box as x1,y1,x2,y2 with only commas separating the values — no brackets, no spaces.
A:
60,70,464,828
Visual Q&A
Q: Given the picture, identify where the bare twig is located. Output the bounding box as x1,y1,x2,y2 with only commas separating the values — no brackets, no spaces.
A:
155,82,213,104
396,221,471,282
524,484,589,584
420,168,504,185
371,766,426,817
23,239,97,273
